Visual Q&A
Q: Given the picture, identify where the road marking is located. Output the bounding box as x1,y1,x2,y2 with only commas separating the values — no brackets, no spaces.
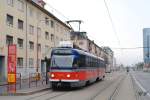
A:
132,74,150,97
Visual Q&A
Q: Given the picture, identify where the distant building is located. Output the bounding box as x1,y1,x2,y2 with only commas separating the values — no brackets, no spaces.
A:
102,46,114,72
70,31,104,58
143,28,150,69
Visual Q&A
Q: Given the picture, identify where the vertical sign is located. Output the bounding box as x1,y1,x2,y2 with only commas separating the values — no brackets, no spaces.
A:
7,45,16,84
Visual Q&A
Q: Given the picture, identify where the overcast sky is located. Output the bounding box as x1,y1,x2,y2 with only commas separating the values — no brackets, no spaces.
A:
43,0,150,66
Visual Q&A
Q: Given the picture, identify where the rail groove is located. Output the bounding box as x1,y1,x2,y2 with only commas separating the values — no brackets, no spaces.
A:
89,74,125,100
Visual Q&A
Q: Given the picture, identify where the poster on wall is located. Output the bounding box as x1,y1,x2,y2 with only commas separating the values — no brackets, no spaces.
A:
7,44,16,84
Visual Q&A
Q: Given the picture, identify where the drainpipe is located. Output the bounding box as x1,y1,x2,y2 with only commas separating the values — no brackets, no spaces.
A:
25,1,28,74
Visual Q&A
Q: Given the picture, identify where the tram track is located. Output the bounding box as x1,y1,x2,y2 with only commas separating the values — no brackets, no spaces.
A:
108,75,126,100
26,89,71,100
89,73,126,100
45,91,69,100
26,90,53,100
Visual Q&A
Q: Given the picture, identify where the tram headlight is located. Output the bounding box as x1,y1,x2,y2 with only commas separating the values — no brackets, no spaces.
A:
66,74,70,78
51,74,55,78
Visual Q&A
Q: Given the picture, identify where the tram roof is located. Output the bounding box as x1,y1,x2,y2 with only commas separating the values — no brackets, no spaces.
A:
73,49,104,61
52,47,104,61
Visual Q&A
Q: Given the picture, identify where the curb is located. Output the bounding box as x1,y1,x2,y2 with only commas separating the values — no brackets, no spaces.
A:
0,87,51,96
0,83,8,86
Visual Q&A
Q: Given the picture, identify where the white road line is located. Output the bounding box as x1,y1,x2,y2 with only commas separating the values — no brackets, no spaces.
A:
132,74,150,97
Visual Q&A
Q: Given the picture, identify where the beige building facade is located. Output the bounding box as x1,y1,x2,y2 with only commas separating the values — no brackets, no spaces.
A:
0,0,71,80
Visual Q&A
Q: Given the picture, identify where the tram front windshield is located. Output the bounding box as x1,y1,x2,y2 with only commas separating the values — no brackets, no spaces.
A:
51,55,74,67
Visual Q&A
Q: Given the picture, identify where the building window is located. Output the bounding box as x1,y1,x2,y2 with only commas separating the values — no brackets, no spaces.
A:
29,41,34,50
45,32,49,40
51,20,54,28
36,11,41,20
17,38,23,48
45,17,49,25
29,7,33,17
29,25,34,34
56,24,59,32
7,0,13,6
6,14,13,27
18,0,24,11
38,44,41,52
17,58,23,67
18,19,23,30
37,27,41,37
6,35,13,45
29,58,34,67
51,34,54,41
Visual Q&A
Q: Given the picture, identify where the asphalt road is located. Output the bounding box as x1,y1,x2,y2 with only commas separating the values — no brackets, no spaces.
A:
131,70,150,100
0,72,124,100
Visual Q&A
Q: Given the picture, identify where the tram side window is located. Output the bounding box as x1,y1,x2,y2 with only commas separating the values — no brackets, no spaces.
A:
96,59,99,67
85,56,88,67
99,60,102,68
92,57,95,67
89,57,91,67
78,55,86,67
87,56,91,67
86,56,90,67
91,57,93,67
98,60,101,67
96,58,98,67
93,58,96,67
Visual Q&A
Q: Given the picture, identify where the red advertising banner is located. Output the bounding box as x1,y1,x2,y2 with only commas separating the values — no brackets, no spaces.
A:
7,45,16,84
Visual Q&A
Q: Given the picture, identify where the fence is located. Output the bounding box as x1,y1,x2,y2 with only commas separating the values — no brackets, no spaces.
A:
12,72,48,90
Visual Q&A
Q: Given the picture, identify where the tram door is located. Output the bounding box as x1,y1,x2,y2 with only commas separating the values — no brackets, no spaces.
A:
41,60,46,73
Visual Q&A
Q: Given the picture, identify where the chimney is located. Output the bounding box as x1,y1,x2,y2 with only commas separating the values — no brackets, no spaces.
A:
32,0,46,8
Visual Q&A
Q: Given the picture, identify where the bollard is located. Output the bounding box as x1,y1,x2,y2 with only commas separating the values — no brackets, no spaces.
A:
19,73,21,89
29,74,30,88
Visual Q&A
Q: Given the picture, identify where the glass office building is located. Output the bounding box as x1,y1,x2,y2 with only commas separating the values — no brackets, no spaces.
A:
143,28,150,64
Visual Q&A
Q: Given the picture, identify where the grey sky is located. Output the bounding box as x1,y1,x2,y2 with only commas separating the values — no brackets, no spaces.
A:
43,0,150,65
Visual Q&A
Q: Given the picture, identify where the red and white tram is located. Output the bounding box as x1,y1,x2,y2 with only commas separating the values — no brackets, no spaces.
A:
49,47,106,88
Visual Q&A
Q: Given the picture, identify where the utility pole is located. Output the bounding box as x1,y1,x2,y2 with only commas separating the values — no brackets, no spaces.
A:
147,36,149,58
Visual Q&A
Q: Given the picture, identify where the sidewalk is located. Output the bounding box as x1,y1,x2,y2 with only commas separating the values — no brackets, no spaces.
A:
113,74,136,100
15,84,50,95
0,81,8,86
0,84,51,96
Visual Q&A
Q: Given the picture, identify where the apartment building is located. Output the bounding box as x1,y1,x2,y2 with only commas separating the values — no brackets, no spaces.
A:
70,31,107,58
0,0,71,80
102,46,114,72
